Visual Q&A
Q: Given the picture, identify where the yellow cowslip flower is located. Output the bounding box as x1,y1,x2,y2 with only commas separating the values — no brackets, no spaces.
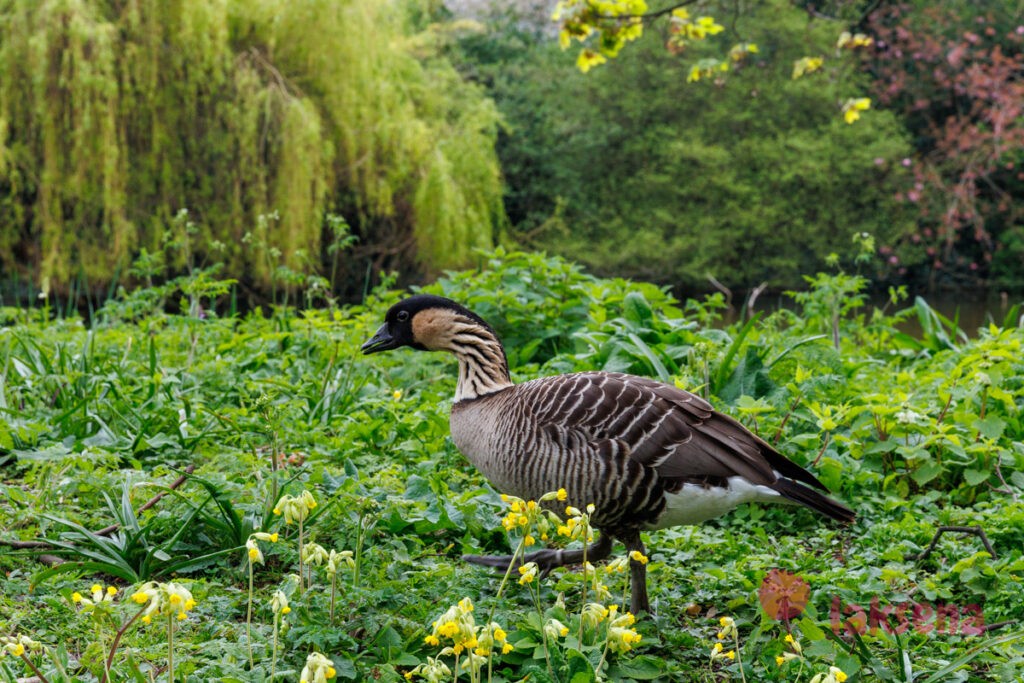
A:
424,634,440,646
581,602,610,628
393,389,402,400
302,542,330,566
327,549,355,575
502,643,514,654
710,642,735,661
106,586,117,596
130,581,195,624
246,538,264,564
271,590,290,616
557,488,567,501
72,592,83,603
544,619,570,640
517,562,538,585
777,652,800,665
91,584,101,594
524,534,536,546
608,625,642,653
842,97,871,124
300,652,337,683
10,644,24,657
629,550,648,565
811,666,849,683
274,490,318,525
458,597,474,613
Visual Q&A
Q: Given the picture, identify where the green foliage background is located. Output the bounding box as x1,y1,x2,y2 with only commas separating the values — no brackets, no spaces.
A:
455,1,916,289
0,0,504,292
1,251,1023,681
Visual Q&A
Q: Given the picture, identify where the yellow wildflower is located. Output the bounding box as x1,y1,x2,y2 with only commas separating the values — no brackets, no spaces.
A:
842,97,871,124
577,49,607,73
793,56,824,79
629,550,649,565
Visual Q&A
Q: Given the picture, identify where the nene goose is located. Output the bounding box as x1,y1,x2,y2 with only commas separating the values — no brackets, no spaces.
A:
362,295,854,613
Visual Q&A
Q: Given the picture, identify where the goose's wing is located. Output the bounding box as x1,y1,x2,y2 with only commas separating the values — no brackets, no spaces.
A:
525,371,824,490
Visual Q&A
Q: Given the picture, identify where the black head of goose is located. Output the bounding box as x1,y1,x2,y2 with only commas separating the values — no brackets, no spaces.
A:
362,294,854,614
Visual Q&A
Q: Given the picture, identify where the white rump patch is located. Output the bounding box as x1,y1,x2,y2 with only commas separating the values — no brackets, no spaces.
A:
647,477,781,529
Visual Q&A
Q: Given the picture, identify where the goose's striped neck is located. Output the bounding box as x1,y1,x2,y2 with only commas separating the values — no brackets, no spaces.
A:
447,319,512,401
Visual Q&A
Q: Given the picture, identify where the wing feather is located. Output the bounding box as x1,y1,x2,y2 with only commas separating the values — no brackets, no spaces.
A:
524,371,797,486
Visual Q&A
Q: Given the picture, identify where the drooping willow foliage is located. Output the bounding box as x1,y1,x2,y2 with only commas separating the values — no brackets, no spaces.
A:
0,0,504,294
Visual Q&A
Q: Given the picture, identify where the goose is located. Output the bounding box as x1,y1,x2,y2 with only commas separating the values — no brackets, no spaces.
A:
361,294,854,614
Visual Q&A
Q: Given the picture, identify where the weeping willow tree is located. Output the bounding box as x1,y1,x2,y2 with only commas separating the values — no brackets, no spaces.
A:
0,0,504,294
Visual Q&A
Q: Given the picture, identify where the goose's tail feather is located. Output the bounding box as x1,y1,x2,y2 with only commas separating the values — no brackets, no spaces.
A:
772,478,855,524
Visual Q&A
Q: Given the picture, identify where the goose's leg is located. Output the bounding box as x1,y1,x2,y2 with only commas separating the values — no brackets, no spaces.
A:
463,533,613,577
620,531,651,614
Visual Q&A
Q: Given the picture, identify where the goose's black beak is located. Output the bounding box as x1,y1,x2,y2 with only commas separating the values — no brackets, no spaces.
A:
361,323,399,354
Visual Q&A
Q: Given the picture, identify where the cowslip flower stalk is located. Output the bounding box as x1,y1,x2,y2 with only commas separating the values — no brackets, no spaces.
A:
245,532,278,669
776,632,804,675
302,541,330,588
72,584,119,680
274,489,317,593
270,590,291,680
710,616,746,683
561,501,595,642
326,549,355,622
130,581,197,682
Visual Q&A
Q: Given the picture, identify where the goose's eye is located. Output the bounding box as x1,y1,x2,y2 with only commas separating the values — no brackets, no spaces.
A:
396,310,410,322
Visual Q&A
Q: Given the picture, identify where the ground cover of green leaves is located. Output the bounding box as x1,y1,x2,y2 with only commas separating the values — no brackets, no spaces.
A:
1,250,1023,681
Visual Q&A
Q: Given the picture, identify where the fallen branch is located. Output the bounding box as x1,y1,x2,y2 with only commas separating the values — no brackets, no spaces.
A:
904,525,997,562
